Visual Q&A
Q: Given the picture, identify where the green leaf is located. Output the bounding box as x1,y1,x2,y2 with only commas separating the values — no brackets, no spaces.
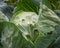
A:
0,22,33,48
34,4,60,48
39,5,60,24
38,4,60,35
13,0,39,14
53,36,60,48
54,10,60,17
42,0,52,9
49,0,60,10
48,26,60,48
0,4,13,19
4,0,17,7
34,26,60,48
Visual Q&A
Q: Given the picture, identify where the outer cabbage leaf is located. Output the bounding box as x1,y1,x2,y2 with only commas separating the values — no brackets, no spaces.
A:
0,22,33,48
34,4,60,48
38,5,60,35
34,26,60,48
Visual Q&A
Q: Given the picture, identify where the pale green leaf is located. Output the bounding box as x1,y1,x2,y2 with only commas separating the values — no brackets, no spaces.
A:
11,12,39,42
34,26,60,48
38,5,60,35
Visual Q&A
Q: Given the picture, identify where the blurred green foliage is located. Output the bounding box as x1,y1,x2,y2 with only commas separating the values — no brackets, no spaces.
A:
49,0,60,10
4,0,60,10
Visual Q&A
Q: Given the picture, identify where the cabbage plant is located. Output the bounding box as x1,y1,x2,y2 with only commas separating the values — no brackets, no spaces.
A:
0,0,60,48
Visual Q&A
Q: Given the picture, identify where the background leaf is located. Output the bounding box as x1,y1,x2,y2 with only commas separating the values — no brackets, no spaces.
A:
42,0,52,9
13,0,39,14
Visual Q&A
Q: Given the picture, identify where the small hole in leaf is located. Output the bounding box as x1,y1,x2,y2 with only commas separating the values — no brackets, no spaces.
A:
47,31,53,35
22,19,25,21
34,29,38,32
29,24,32,26
34,29,39,36
26,35,31,39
